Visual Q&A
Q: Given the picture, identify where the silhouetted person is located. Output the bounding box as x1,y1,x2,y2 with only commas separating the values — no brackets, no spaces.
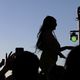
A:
64,45,80,80
8,48,39,80
0,51,16,80
0,48,40,80
16,49,39,80
36,16,74,78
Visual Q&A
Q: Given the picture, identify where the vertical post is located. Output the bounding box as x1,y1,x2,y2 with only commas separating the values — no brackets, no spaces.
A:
79,20,80,45
77,6,80,45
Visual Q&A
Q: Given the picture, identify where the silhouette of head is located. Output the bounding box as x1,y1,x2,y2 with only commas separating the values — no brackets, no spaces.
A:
64,45,80,79
65,45,80,69
43,16,57,30
12,48,39,80
40,16,57,33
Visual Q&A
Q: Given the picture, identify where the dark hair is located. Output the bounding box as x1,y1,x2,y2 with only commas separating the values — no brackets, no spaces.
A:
36,16,57,51
37,16,56,37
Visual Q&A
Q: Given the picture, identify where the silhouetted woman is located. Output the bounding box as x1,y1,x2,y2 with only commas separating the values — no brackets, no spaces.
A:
36,16,73,76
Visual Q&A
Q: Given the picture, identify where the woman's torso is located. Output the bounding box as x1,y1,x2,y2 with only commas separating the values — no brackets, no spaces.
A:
39,31,60,70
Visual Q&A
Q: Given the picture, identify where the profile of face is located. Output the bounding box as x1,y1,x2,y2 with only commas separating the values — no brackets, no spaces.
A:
43,16,57,31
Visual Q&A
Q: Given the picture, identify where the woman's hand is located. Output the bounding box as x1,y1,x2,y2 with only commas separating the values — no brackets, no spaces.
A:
60,46,75,51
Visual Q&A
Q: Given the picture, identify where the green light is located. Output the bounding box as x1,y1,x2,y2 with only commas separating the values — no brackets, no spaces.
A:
70,32,78,42
71,36,77,42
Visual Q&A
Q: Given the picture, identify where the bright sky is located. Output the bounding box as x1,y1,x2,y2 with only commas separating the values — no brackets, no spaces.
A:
0,0,80,66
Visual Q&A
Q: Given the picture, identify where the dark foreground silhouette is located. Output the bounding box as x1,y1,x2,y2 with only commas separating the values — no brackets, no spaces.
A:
36,16,74,78
48,65,65,80
0,15,77,80
0,43,78,80
0,48,40,80
64,45,80,80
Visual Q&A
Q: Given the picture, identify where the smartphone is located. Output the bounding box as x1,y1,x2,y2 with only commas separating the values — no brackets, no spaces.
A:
15,47,24,55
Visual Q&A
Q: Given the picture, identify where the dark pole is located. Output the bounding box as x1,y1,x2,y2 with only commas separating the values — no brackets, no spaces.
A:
79,20,80,45
77,6,80,45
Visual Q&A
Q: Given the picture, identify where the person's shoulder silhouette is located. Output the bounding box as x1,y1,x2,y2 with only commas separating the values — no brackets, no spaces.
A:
65,45,80,68
64,45,80,80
